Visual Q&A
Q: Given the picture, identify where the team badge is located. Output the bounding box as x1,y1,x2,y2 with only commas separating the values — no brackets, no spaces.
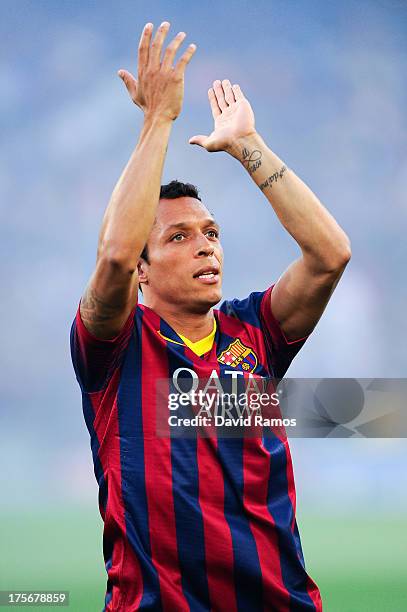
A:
218,339,258,373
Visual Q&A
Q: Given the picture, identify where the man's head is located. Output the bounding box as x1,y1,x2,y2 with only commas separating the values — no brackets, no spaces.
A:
138,180,223,313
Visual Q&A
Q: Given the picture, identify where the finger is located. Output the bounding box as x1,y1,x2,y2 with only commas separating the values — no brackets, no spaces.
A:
174,43,197,77
189,134,208,147
222,79,235,105
232,83,244,101
118,69,138,98
161,31,186,71
138,22,153,70
213,79,228,111
148,21,171,69
208,88,221,119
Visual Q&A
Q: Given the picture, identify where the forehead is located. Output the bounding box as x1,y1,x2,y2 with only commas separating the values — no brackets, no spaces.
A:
154,197,216,233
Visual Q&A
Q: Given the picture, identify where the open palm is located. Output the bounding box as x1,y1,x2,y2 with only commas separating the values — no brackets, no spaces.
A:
189,79,256,153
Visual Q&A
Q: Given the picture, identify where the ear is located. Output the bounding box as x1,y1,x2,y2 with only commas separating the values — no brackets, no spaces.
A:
137,258,148,286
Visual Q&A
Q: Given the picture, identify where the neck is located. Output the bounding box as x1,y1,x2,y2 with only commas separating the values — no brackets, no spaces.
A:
144,299,215,342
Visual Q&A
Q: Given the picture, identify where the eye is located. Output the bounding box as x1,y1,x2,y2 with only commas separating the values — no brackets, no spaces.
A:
171,233,185,242
206,229,219,239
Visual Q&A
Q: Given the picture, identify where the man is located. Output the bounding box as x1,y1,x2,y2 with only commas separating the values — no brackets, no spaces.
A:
70,21,350,611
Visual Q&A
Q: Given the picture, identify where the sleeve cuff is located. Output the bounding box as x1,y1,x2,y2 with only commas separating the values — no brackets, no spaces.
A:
260,285,310,348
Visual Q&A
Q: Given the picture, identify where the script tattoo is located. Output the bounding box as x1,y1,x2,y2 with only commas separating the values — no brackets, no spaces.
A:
259,164,288,191
241,147,262,175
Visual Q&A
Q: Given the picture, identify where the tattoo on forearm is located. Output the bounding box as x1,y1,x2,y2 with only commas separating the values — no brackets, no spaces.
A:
259,164,288,191
241,147,262,175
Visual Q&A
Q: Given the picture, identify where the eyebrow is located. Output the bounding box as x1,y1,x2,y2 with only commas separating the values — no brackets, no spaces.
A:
163,218,220,234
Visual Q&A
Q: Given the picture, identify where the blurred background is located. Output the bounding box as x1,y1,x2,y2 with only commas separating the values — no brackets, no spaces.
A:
1,0,406,610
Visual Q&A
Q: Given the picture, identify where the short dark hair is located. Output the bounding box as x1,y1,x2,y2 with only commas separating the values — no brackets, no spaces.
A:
140,180,201,263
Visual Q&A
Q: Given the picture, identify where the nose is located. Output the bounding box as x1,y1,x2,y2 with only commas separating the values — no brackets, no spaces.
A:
194,234,214,258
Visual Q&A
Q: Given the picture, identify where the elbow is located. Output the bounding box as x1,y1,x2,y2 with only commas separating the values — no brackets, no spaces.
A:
305,236,351,276
333,238,352,271
96,234,142,274
97,246,138,276
324,244,351,276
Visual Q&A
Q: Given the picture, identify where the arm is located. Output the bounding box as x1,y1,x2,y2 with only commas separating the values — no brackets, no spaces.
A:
189,79,351,341
81,21,196,340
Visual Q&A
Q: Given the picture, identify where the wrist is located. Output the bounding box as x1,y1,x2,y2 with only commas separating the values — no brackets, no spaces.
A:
226,131,262,160
143,112,175,128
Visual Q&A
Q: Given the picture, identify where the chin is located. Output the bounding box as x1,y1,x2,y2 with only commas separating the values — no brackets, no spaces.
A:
200,287,222,308
187,287,222,313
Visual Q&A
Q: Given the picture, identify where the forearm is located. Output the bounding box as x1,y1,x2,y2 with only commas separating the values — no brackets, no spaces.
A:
98,114,173,270
229,132,351,273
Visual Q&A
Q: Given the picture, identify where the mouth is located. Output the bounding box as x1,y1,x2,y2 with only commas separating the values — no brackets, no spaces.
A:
193,265,220,285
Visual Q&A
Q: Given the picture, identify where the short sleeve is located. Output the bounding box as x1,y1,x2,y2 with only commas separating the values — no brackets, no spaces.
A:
259,285,309,378
220,285,310,378
70,301,136,393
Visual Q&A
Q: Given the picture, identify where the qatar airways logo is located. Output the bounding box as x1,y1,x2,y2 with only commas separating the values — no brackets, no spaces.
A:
164,367,297,432
171,367,268,395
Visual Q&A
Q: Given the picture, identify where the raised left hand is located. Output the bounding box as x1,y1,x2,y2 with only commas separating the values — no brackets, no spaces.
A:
189,79,256,154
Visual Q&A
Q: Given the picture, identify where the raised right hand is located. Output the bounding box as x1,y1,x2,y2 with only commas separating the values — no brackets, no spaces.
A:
118,21,197,122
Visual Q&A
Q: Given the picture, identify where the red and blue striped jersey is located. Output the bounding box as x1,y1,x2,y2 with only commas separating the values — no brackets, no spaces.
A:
70,285,322,611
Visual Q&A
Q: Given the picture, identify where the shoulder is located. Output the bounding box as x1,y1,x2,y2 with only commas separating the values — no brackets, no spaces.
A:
217,288,272,328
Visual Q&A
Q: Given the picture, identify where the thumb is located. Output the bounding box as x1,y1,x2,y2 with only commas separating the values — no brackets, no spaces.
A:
188,134,208,148
118,69,138,100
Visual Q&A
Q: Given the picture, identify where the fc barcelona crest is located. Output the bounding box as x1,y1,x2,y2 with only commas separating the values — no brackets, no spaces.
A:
218,339,258,373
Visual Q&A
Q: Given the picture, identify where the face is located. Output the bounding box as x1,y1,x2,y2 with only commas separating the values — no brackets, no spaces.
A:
138,197,223,313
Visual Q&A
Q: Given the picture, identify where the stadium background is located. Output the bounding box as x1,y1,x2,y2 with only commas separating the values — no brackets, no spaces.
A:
1,0,406,610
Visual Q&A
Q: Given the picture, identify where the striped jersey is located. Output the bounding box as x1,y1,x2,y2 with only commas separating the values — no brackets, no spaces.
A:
70,285,322,611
